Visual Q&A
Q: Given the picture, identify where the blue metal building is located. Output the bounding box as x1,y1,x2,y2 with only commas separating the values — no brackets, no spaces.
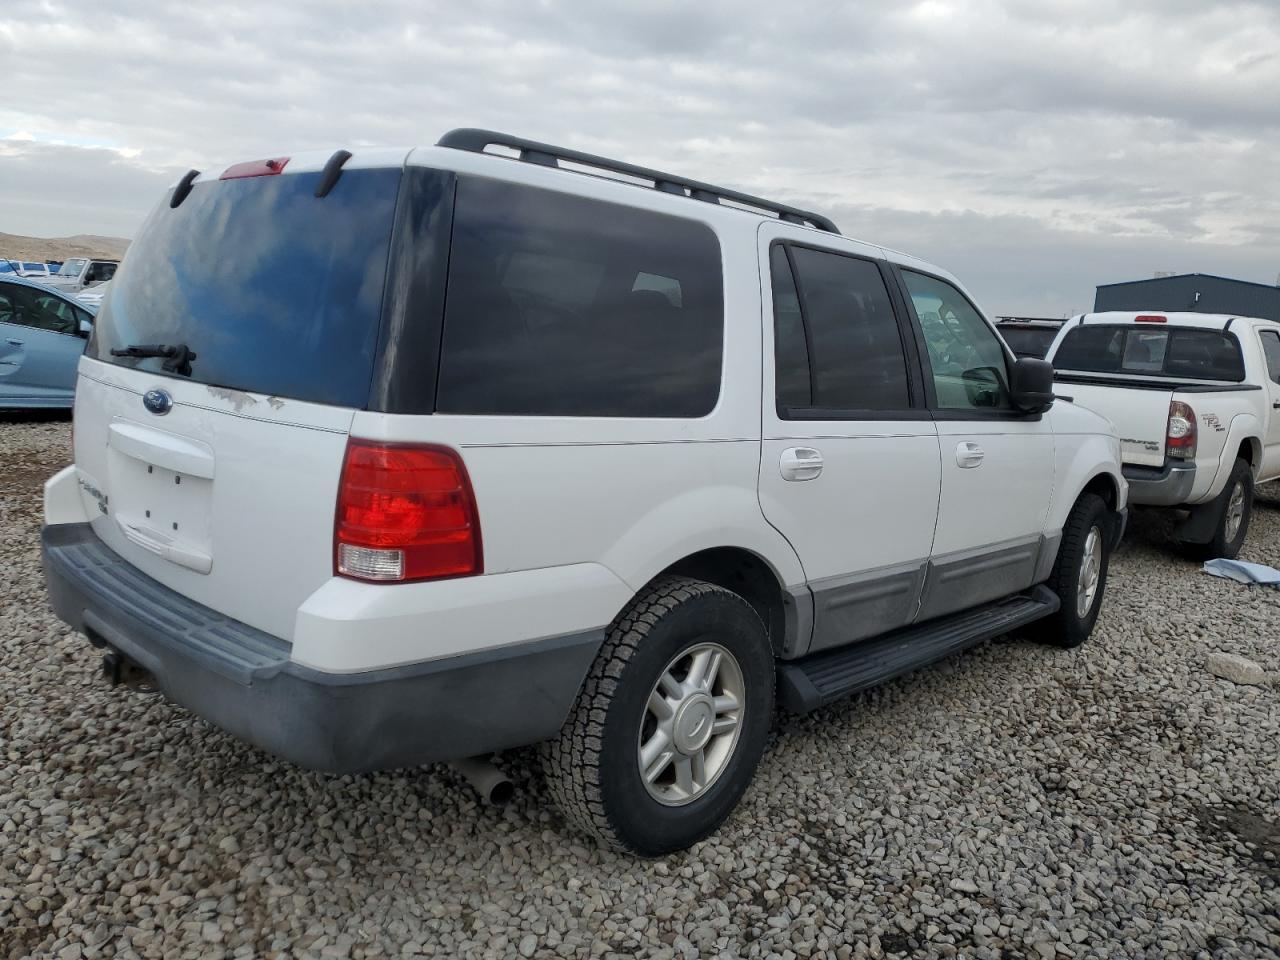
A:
1094,273,1280,321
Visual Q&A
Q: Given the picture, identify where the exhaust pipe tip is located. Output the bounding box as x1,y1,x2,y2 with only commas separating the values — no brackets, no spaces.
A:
449,756,515,806
487,778,515,806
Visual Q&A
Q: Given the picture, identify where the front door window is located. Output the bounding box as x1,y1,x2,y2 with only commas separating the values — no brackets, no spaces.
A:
902,270,1012,411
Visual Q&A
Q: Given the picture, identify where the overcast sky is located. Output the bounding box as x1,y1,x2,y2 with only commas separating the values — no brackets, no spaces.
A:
3,0,1278,314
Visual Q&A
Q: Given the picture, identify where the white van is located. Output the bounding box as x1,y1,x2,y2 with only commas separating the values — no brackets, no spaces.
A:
42,130,1125,854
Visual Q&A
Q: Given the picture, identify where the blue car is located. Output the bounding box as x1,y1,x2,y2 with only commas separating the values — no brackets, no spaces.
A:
0,275,97,408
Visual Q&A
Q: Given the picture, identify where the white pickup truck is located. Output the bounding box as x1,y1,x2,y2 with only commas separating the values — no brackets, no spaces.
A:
1045,311,1280,558
39,257,119,294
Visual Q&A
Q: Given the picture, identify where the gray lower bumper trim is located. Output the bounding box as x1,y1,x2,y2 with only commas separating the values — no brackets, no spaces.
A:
1123,461,1196,506
42,523,603,773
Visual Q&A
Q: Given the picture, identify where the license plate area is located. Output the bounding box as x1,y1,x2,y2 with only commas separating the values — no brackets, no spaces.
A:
107,447,214,574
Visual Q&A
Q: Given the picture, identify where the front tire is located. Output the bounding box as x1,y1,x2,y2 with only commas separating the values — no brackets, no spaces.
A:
542,576,774,855
1034,493,1112,649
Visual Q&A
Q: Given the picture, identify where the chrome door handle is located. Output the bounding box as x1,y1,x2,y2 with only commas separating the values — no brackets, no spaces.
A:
6,338,23,346
956,441,985,468
780,447,823,481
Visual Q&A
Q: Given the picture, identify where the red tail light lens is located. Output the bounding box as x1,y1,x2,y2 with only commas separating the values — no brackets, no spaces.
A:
220,157,290,180
334,440,482,583
1135,314,1167,323
1166,400,1197,460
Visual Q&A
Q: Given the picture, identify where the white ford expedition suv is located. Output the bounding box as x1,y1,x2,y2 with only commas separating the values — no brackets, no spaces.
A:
42,130,1126,854
1045,311,1280,558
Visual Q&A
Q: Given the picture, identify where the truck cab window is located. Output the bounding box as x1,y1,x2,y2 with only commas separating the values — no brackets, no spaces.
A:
1259,330,1280,384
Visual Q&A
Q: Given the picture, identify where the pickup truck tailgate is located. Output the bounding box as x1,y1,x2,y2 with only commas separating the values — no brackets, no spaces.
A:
1061,382,1171,467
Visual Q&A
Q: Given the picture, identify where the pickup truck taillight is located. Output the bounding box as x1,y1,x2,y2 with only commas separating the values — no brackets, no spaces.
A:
334,440,482,583
1166,400,1197,461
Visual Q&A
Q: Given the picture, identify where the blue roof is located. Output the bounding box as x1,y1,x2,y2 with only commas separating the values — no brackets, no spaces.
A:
1096,272,1280,293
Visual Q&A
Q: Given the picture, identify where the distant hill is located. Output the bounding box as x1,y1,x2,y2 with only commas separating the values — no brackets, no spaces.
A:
0,231,130,263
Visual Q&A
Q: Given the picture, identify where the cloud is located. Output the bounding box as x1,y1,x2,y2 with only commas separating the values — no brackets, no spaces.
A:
0,139,175,238
1,0,1277,313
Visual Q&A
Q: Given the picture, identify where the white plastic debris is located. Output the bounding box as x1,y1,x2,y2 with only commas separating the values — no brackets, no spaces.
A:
1202,558,1280,586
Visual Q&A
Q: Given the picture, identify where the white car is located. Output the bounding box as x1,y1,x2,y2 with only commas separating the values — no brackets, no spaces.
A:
1045,311,1280,558
75,279,111,309
41,131,1125,854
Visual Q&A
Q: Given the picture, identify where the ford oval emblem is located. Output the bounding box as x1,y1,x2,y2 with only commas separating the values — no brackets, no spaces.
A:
143,389,173,416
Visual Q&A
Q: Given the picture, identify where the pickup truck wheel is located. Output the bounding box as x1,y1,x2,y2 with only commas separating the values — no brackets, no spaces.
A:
541,575,774,856
1034,493,1111,649
1182,458,1253,561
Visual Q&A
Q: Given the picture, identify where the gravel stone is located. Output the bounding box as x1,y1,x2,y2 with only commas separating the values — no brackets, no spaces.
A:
1,417,1278,958
1206,651,1268,686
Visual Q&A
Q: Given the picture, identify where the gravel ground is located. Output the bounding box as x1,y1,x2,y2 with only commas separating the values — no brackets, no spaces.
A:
2,415,1277,960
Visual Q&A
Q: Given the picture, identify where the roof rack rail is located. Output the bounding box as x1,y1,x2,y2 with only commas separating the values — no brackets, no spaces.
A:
436,128,841,235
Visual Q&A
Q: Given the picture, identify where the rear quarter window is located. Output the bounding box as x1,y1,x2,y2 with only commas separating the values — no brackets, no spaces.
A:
435,177,724,418
1053,325,1245,382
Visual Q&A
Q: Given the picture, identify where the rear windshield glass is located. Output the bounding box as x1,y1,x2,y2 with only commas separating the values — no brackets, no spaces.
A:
1053,325,1245,382
88,168,401,407
997,326,1058,358
435,177,723,418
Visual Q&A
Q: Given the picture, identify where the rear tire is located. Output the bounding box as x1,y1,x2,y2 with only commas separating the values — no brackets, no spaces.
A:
1181,458,1253,561
541,575,774,855
1034,493,1112,649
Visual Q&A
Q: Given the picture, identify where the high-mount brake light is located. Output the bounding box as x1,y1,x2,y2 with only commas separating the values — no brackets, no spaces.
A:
1166,400,1197,460
220,157,291,180
1135,314,1167,323
334,440,482,584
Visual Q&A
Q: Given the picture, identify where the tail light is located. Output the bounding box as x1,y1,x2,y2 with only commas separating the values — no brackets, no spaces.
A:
334,440,482,583
1135,314,1167,323
1166,400,1197,460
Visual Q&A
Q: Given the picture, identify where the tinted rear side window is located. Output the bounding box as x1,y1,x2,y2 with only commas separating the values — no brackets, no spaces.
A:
1054,325,1245,381
770,245,811,409
88,168,401,407
782,246,909,412
436,178,723,417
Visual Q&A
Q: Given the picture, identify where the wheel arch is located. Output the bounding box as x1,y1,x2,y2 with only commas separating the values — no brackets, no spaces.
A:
598,485,808,655
1237,434,1262,476
654,546,801,657
1201,414,1261,499
1080,470,1120,511
1046,430,1126,535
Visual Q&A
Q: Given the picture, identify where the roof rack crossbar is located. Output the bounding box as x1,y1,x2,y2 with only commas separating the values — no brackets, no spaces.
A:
437,128,840,235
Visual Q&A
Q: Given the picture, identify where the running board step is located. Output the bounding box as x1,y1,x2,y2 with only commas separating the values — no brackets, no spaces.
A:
777,586,1060,713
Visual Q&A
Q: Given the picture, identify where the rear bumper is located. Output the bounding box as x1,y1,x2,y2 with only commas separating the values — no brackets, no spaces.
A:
41,523,602,773
1122,461,1196,507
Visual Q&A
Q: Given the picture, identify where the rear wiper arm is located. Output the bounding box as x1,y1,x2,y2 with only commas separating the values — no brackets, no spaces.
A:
110,343,198,376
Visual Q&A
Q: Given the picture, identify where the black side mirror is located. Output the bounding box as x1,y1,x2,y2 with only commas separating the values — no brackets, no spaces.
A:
1010,357,1055,413
961,366,1004,408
